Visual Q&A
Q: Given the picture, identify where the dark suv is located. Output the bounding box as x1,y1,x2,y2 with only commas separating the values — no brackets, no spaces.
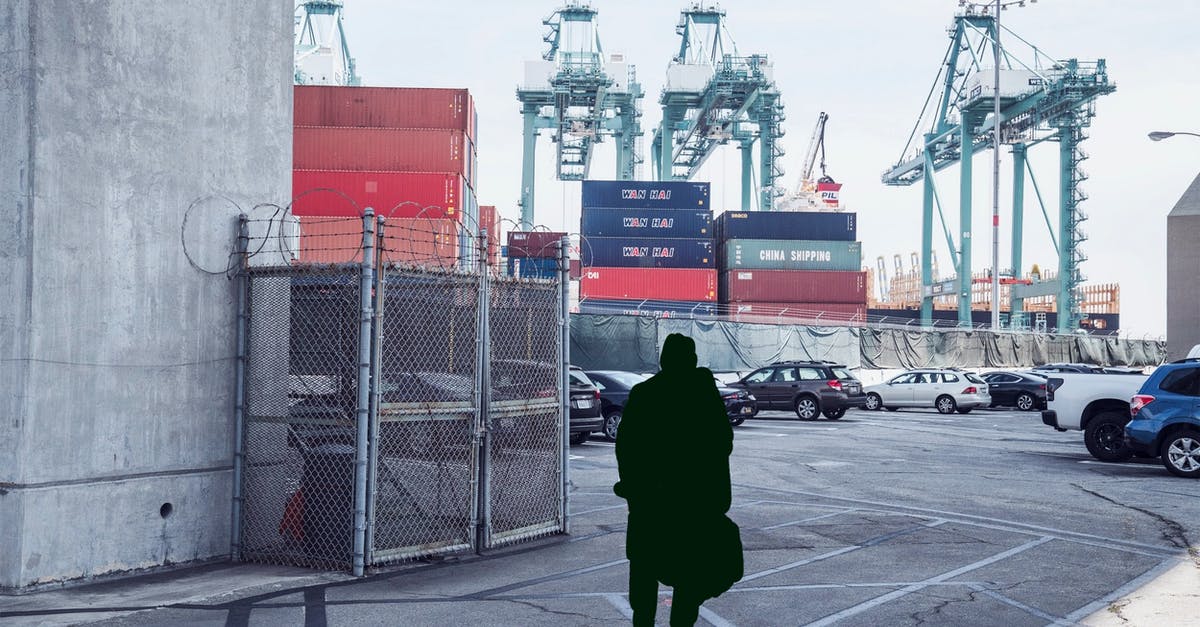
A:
1126,359,1200,478
729,361,865,420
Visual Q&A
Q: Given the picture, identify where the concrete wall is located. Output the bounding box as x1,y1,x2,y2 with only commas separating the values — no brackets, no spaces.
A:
0,1,293,590
1167,214,1200,361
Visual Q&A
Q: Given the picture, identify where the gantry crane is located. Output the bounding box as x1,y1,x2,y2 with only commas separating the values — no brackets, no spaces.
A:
651,3,785,211
881,7,1114,329
294,1,360,86
779,112,838,211
516,2,644,228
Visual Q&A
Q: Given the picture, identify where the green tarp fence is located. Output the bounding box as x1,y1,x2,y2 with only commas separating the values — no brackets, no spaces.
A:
569,314,1166,372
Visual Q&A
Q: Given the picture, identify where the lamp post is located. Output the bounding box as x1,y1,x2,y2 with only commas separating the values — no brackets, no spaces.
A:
1149,131,1200,142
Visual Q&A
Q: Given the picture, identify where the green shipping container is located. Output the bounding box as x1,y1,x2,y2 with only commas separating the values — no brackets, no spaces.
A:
721,239,862,271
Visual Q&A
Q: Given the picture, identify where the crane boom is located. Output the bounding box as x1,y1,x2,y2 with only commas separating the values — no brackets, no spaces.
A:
797,112,829,194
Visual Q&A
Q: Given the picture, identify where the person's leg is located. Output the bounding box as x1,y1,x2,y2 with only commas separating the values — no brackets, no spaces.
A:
628,559,658,626
668,587,703,627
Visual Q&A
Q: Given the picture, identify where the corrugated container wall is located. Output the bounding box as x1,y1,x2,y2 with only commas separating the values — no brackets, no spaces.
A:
719,270,867,304
291,170,465,219
580,207,712,238
294,127,469,174
507,257,558,279
582,180,711,210
507,231,568,258
480,205,500,266
298,216,458,266
582,237,714,268
580,267,717,302
733,302,867,320
579,299,717,318
294,85,477,142
720,239,862,271
716,211,857,242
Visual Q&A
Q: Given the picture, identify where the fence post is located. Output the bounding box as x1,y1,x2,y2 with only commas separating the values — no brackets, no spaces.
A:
230,214,249,560
474,228,491,552
559,236,570,535
365,214,386,567
352,208,376,577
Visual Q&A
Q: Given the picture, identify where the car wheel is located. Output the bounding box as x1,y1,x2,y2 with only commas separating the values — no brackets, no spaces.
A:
729,414,746,427
1083,411,1132,462
956,407,972,414
569,431,589,446
822,408,846,420
794,397,819,421
1015,393,1036,412
935,395,957,414
1160,428,1200,478
864,393,882,411
602,412,622,441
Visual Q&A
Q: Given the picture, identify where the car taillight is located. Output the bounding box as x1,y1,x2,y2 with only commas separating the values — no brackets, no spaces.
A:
826,380,843,391
723,392,739,400
962,386,977,394
535,388,555,398
594,389,600,400
1038,383,1046,390
1130,394,1155,417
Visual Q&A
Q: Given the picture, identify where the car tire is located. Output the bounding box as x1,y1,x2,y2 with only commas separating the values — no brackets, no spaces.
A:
956,407,972,414
729,414,746,427
822,408,846,420
794,396,820,421
602,412,622,441
1160,428,1200,478
1015,393,1036,412
569,431,589,446
864,393,882,411
935,395,957,414
1083,411,1133,462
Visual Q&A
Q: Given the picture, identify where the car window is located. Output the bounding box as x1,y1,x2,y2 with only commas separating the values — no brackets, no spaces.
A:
831,367,856,380
1160,367,1200,396
569,370,593,387
985,373,1014,383
795,367,822,381
772,367,799,382
891,373,915,384
942,373,959,383
745,369,774,384
964,373,984,384
590,378,606,391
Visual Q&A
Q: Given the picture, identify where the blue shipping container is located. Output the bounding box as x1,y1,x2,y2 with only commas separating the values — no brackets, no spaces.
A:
715,211,857,242
582,237,715,269
506,256,559,279
581,207,712,238
582,180,711,210
578,299,717,318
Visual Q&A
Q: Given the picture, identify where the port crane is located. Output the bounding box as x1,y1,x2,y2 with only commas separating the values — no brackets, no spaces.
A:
294,0,360,86
516,1,644,228
881,7,1114,329
650,3,785,212
778,112,840,211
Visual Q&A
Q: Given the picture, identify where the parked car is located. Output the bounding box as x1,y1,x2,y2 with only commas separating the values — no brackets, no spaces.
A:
981,370,1047,411
727,361,865,420
864,369,990,414
716,378,757,426
1126,359,1200,478
1032,363,1106,374
567,366,603,445
585,370,648,440
490,360,602,445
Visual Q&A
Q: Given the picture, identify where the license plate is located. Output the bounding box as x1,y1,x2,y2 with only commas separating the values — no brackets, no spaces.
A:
572,399,592,409
740,406,753,414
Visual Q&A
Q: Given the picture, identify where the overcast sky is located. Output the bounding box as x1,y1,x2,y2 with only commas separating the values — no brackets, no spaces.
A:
337,0,1200,337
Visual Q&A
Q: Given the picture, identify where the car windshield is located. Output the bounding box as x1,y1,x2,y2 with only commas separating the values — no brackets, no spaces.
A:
831,367,856,380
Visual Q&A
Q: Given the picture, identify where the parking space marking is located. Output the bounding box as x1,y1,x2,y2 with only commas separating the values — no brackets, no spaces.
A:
759,509,860,531
967,583,1073,625
1060,556,1187,623
805,536,1053,627
570,504,626,516
698,605,735,627
603,593,634,620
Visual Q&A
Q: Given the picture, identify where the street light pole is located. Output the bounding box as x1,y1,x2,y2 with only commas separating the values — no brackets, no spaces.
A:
991,0,1002,330
1149,131,1200,142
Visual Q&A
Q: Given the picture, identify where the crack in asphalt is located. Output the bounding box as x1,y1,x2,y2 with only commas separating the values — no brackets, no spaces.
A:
500,598,601,621
1072,483,1192,550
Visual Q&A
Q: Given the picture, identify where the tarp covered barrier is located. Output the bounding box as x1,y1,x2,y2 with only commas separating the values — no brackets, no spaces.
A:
570,314,1166,372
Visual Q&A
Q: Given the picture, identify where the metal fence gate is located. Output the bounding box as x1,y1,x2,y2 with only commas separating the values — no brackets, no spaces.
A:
232,213,568,574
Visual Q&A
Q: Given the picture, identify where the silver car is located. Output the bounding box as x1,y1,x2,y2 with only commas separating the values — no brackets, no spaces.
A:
863,369,991,414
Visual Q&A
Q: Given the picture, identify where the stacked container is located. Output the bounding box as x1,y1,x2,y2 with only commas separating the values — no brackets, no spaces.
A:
716,211,867,322
292,85,479,265
506,231,567,280
578,181,716,317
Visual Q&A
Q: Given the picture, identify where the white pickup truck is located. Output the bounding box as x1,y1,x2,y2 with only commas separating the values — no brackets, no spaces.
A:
1041,372,1148,462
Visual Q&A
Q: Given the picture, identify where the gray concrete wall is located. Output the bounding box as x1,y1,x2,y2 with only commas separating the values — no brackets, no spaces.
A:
0,0,293,589
1167,214,1200,361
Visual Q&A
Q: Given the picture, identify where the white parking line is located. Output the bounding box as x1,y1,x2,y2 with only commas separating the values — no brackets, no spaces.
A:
604,593,634,620
699,605,736,627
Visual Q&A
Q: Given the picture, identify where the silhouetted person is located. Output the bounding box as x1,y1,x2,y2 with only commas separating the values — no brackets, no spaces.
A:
614,333,743,626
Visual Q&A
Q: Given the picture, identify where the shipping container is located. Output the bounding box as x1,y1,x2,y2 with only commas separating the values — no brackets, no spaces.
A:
715,211,857,242
294,127,468,174
580,267,717,302
580,207,712,238
719,270,867,304
582,180,711,210
720,239,862,271
292,170,465,219
506,257,559,280
578,299,717,318
507,231,568,258
298,216,458,266
731,302,866,322
294,85,477,142
581,236,714,269
480,205,500,266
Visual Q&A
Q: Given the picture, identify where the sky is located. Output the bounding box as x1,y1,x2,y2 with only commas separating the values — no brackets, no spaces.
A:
336,0,1200,338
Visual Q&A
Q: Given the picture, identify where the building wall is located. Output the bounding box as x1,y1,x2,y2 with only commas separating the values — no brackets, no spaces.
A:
0,0,293,589
1167,214,1200,361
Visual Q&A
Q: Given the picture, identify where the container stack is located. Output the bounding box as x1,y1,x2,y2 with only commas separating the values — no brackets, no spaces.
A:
506,231,567,280
578,181,717,317
716,211,867,322
291,85,479,265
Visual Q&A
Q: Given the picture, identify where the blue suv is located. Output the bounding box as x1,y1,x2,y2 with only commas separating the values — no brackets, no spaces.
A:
1125,360,1200,478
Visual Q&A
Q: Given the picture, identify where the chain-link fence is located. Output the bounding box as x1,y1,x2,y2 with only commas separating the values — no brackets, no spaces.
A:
233,212,569,574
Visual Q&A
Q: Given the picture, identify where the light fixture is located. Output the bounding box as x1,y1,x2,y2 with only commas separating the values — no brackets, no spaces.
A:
1148,131,1176,142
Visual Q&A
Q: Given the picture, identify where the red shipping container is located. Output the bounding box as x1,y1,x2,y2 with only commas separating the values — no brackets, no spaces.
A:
292,170,464,219
580,267,717,302
507,231,568,258
480,205,500,266
720,270,867,304
294,85,476,142
297,216,458,267
731,301,866,322
294,127,467,173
